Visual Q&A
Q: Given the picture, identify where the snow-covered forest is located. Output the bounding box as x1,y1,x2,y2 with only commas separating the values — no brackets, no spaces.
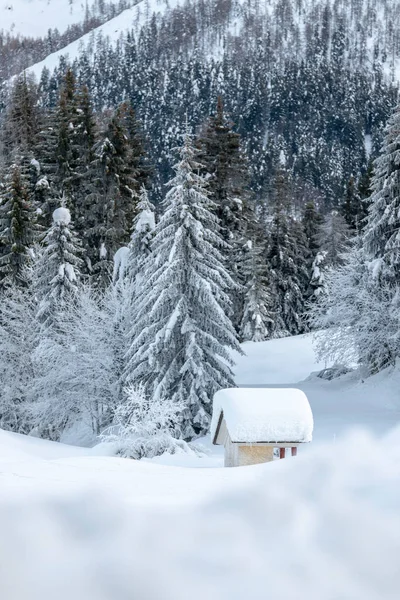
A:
0,0,400,445
0,53,398,447
1,2,400,599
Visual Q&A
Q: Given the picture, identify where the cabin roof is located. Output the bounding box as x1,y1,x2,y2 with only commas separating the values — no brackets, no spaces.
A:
211,388,313,445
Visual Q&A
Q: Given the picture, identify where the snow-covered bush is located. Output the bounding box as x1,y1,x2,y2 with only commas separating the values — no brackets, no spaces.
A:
309,245,400,373
101,385,192,459
0,280,38,433
32,286,120,440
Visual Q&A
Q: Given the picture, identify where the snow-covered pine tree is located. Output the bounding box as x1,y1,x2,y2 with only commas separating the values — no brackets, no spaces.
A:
309,250,328,299
197,96,249,243
1,71,40,157
197,97,258,329
0,272,37,433
0,163,37,287
35,206,82,329
56,69,80,195
309,243,400,374
125,185,155,285
363,104,400,283
54,70,97,237
31,109,61,227
86,104,142,285
239,239,274,342
118,100,151,190
31,286,120,440
125,132,242,439
267,167,308,337
316,209,351,267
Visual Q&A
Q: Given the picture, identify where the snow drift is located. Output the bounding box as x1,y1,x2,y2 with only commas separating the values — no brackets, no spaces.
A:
1,427,399,600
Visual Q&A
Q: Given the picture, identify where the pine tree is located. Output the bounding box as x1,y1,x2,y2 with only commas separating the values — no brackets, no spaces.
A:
197,97,251,242
197,97,255,328
240,239,274,342
125,185,155,285
317,209,351,267
0,277,37,434
363,105,400,282
1,72,40,157
32,108,61,226
118,100,151,190
0,163,37,287
342,175,369,235
267,168,308,337
303,201,322,257
56,68,80,197
125,133,242,439
86,104,143,284
35,206,82,329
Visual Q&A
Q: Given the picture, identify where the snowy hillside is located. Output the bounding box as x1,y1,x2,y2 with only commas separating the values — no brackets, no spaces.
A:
25,0,179,78
16,0,400,81
1,0,126,37
0,333,399,599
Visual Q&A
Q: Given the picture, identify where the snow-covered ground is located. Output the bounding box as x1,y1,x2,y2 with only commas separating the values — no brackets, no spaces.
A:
1,0,117,37
1,333,399,599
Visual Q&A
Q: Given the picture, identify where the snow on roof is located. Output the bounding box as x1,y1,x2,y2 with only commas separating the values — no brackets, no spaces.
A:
211,388,313,444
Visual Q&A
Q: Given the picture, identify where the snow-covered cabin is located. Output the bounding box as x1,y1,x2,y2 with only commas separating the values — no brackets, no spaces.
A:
211,388,314,467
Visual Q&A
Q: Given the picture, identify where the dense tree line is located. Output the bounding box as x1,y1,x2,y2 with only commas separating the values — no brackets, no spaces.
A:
8,0,396,210
1,0,399,452
0,68,354,450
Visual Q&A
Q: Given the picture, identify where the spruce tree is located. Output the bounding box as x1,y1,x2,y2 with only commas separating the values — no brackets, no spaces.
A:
2,72,40,157
35,206,82,329
342,175,369,235
126,185,155,285
86,104,143,284
0,163,36,287
240,239,274,342
362,105,400,282
197,97,250,240
302,201,322,257
316,210,351,267
125,133,242,439
197,97,255,327
267,168,308,337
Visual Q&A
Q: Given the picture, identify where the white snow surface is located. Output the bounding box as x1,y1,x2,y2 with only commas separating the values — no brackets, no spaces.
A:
211,387,313,443
1,0,123,37
0,333,400,599
113,246,129,281
53,206,71,225
135,208,155,232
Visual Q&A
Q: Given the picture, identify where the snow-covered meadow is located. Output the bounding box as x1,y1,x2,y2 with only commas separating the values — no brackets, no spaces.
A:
1,333,399,599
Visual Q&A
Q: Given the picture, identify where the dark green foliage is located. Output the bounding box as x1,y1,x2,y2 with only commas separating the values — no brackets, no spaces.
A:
267,168,309,336
0,164,37,287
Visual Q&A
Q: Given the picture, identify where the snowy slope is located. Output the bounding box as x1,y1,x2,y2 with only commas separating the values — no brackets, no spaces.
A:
0,426,399,599
25,0,182,79
0,0,122,37
16,0,400,84
0,333,399,598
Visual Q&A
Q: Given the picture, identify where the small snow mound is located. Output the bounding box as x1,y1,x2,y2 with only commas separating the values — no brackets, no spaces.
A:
53,207,71,225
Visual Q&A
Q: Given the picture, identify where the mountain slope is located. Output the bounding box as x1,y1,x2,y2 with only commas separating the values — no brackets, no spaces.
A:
26,0,177,79
1,0,116,37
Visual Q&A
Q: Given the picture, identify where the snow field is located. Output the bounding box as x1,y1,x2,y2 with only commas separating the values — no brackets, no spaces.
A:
1,0,112,37
0,333,399,598
0,427,399,600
